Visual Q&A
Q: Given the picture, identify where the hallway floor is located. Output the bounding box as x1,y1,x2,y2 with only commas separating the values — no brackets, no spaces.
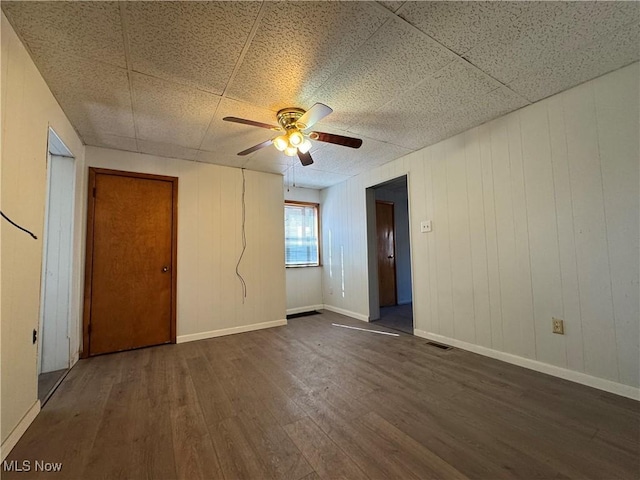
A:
372,303,413,334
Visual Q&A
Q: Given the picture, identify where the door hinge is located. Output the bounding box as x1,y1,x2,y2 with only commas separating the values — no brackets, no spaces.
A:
88,323,92,335
92,187,96,198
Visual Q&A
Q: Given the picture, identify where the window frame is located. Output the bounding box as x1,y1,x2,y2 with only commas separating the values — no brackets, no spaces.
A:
284,200,321,268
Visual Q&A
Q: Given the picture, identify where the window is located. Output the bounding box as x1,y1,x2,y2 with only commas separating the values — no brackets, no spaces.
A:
285,201,319,267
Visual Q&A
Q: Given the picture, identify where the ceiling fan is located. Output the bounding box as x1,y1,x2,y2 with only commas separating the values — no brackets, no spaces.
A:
223,103,362,166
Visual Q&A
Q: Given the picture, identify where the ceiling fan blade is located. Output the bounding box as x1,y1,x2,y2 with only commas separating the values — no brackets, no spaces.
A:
298,103,333,130
310,131,362,149
223,116,280,130
297,150,313,166
238,139,273,156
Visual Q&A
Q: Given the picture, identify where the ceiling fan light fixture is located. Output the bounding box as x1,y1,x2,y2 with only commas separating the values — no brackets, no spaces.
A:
289,130,304,147
284,146,298,157
298,139,312,154
273,135,288,151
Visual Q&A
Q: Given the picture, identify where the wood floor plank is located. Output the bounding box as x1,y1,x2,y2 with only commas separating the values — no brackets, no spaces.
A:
4,311,639,480
209,415,273,480
358,411,468,479
186,355,236,425
283,417,369,480
171,404,223,480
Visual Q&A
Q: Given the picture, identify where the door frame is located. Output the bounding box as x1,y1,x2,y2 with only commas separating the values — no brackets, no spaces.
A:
376,200,398,306
82,167,178,358
38,129,76,375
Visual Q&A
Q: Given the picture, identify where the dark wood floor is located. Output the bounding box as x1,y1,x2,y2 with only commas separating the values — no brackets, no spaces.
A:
37,369,68,405
5,311,639,479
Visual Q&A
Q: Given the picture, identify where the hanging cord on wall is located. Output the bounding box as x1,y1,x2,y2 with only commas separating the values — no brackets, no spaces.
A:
236,169,248,302
0,211,38,239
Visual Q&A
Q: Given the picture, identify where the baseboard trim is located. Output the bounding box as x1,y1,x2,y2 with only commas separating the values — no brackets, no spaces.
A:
321,305,369,322
1,400,40,461
286,305,324,316
176,319,288,344
414,330,640,401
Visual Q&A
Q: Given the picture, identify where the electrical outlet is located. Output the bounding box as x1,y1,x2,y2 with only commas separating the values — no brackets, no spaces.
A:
420,220,432,233
552,318,564,334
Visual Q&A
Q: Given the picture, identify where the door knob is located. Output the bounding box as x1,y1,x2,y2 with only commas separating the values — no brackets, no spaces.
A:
387,255,394,259
162,266,169,273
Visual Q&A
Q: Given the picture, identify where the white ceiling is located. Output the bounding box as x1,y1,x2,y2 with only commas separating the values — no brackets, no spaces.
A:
3,1,638,189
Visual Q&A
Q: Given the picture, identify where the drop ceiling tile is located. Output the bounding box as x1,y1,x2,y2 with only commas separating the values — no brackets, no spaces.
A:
195,149,247,169
124,2,260,94
348,58,501,147
2,1,125,68
81,133,138,153
243,153,291,175
137,140,199,162
306,17,457,131
310,137,412,177
464,1,640,85
199,98,278,155
508,22,640,103
283,165,352,190
398,1,534,56
226,1,388,109
132,73,221,149
378,2,405,14
414,86,530,147
30,53,134,137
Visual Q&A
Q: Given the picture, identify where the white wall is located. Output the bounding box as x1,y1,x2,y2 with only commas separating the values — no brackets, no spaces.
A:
1,12,85,450
85,147,286,341
321,63,639,396
284,186,323,314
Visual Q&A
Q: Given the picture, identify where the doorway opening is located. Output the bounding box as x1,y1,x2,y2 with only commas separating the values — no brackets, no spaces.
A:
38,128,76,404
366,176,413,334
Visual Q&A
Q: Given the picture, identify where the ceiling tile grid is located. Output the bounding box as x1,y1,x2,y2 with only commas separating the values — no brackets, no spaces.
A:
378,1,406,14
225,1,389,109
507,21,640,103
131,73,221,149
32,52,135,139
124,1,261,94
283,165,352,190
463,1,640,87
309,138,413,177
347,58,505,148
1,1,126,68
199,98,277,155
304,17,458,131
136,140,199,162
398,0,535,56
81,133,138,154
195,149,247,170
2,1,638,189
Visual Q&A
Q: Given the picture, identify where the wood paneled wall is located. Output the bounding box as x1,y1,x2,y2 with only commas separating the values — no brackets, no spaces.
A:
1,12,86,446
321,63,639,390
85,148,286,340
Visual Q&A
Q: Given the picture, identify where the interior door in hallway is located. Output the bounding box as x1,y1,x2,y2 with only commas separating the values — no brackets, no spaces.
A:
376,201,397,307
83,168,177,356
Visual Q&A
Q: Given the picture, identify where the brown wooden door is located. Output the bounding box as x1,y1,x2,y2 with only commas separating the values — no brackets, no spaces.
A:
376,201,397,307
83,168,177,356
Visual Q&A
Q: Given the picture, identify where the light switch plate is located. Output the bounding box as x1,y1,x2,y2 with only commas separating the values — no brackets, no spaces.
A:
420,220,432,233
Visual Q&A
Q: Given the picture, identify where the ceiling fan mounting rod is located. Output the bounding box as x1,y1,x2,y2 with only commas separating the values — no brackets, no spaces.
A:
277,107,306,131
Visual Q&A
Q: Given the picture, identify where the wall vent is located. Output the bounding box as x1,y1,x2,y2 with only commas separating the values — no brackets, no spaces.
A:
425,341,453,351
286,310,321,319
